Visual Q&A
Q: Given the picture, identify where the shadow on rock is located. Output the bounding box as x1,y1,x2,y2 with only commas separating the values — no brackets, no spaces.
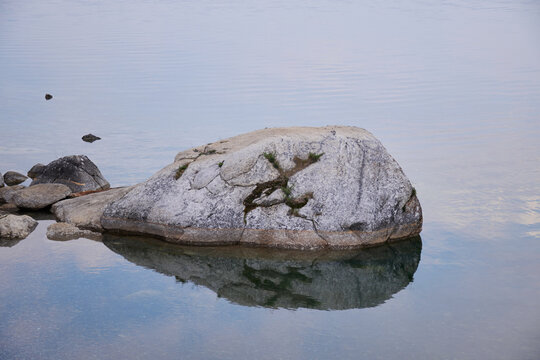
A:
103,235,422,310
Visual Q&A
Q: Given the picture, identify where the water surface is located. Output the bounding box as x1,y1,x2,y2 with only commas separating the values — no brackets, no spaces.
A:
0,0,539,359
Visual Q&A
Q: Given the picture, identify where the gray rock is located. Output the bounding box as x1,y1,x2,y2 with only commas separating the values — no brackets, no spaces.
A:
46,222,102,241
104,235,422,310
3,171,28,186
0,185,25,204
0,172,3,187
82,134,101,143
27,163,46,179
51,186,134,232
0,214,38,239
12,184,72,210
31,155,110,193
102,126,422,249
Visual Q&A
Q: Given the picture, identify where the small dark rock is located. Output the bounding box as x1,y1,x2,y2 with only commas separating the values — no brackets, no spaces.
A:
31,155,110,193
45,93,53,100
82,134,101,143
3,171,28,186
27,163,46,179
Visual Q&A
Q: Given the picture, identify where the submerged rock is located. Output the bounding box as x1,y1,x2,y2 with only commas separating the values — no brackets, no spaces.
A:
51,186,134,232
104,235,422,310
3,171,28,186
31,155,110,193
27,163,46,179
0,214,38,240
82,134,101,143
46,222,102,241
12,184,72,210
102,126,422,249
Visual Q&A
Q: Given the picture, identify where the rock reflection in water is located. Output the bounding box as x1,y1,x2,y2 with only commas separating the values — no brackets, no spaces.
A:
103,235,422,310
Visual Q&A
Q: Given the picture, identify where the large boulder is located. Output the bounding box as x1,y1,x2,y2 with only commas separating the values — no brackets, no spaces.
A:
3,171,28,186
102,126,422,250
0,214,38,240
12,184,72,210
51,186,134,232
31,155,110,193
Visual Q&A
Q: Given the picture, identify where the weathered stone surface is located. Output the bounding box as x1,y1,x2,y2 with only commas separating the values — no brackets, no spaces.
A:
3,171,28,186
0,185,25,205
31,155,110,193
46,222,102,241
102,126,422,249
0,214,38,239
0,172,4,187
51,186,134,232
27,163,46,179
104,235,422,310
12,184,72,210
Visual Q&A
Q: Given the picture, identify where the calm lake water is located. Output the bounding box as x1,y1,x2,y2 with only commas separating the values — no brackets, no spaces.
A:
1,0,539,359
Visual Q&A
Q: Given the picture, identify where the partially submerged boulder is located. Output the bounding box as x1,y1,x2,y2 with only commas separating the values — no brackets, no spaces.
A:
46,222,102,241
51,186,134,232
0,214,38,240
12,184,72,210
102,126,422,249
31,155,110,193
3,171,27,186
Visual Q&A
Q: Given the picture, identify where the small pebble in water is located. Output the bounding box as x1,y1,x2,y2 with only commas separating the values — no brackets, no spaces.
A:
45,94,53,100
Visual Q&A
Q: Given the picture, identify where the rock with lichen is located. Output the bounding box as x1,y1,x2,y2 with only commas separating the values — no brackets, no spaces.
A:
102,126,422,249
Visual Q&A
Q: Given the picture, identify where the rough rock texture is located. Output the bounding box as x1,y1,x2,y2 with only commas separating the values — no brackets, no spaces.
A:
104,235,422,310
3,171,28,186
27,163,46,179
46,222,102,241
12,184,72,210
0,185,25,205
51,186,134,232
0,214,38,239
0,172,4,187
102,126,422,249
31,155,110,193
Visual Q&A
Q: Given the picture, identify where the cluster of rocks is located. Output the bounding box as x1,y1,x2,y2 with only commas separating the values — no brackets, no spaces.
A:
1,155,111,241
1,126,423,250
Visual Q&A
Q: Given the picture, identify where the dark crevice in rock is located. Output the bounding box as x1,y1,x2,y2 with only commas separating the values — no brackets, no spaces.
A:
242,152,324,220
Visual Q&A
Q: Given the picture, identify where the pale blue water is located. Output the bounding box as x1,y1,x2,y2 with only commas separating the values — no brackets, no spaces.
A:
1,1,539,359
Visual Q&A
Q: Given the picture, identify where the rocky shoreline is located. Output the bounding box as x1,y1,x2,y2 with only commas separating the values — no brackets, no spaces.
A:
1,126,422,250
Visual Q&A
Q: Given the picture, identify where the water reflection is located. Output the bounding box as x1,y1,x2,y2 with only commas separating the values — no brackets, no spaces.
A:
103,235,421,310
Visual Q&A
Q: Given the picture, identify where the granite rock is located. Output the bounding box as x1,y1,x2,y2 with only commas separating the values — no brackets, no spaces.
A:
102,126,422,249
0,214,38,239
